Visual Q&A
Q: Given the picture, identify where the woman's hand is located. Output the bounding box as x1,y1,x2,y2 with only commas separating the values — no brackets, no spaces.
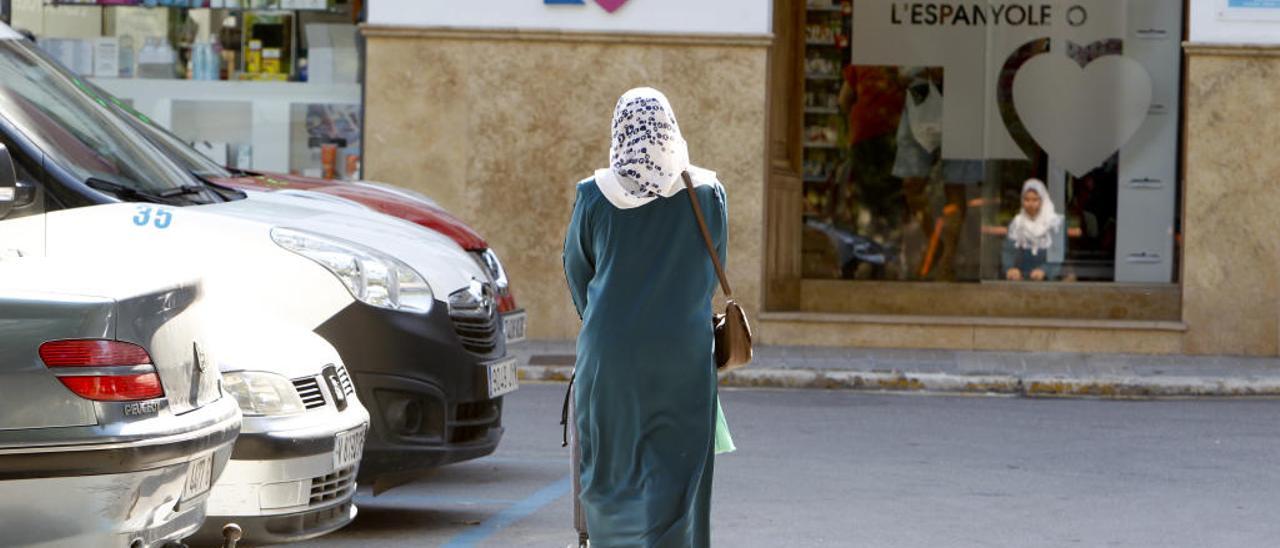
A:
1006,268,1023,281
1029,268,1046,281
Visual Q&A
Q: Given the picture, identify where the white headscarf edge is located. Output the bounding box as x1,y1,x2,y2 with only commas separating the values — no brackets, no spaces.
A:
593,166,718,210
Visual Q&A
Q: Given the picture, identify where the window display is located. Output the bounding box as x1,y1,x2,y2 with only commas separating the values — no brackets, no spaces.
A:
801,0,1183,284
15,0,362,177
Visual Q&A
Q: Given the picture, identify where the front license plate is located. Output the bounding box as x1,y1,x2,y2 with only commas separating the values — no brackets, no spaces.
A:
183,454,213,501
503,311,527,344
487,358,519,398
333,426,367,470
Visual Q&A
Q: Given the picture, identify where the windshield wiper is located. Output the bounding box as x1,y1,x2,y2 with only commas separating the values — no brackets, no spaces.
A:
85,177,181,205
186,172,245,202
158,184,207,198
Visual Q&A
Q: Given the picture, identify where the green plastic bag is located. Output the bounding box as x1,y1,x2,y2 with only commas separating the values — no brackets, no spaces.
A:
714,396,736,454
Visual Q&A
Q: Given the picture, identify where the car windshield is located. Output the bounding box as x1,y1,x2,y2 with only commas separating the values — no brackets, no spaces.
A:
99,91,235,180
0,37,217,202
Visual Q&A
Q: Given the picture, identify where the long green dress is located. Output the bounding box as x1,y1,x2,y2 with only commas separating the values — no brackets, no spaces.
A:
564,176,726,547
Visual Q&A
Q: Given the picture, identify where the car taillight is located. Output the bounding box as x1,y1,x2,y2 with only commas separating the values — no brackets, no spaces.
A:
39,340,165,402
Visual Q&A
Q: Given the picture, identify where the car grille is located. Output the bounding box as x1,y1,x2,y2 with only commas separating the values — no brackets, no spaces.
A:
291,366,356,411
335,365,355,396
292,377,326,410
449,400,500,444
309,466,356,507
451,311,499,355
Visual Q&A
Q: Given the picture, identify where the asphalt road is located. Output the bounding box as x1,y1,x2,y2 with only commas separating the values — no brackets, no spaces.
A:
286,384,1280,548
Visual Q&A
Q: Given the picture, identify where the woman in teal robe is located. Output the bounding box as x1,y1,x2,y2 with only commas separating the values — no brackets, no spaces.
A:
564,87,726,547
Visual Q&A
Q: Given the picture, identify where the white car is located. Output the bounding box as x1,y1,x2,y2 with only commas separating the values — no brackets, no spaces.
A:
194,326,370,543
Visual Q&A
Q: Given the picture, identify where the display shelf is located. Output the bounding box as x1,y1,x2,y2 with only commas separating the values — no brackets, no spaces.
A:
805,106,839,114
805,73,839,81
91,77,360,173
806,6,843,13
805,39,838,46
803,175,832,183
803,142,839,149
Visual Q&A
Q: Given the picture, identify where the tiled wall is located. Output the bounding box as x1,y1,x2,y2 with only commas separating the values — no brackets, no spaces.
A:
362,29,769,340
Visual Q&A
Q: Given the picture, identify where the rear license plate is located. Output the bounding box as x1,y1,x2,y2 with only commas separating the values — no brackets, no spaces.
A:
333,426,367,470
487,358,519,398
183,454,213,501
503,311,527,344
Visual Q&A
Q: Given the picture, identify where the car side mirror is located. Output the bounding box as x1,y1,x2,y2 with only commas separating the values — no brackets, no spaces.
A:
0,144,17,219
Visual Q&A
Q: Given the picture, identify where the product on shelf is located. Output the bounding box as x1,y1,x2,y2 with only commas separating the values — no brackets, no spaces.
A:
137,36,177,79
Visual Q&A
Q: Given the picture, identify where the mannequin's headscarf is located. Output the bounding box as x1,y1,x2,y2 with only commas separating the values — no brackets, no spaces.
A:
1008,178,1062,256
593,87,715,209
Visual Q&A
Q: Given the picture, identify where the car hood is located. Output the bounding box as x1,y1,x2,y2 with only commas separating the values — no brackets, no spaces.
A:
212,174,490,251
195,190,489,297
214,321,345,380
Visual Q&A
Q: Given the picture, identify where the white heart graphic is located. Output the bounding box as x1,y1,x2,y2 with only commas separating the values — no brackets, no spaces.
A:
1012,54,1152,177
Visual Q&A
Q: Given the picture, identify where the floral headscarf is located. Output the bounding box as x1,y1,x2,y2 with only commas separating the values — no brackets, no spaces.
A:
593,87,715,209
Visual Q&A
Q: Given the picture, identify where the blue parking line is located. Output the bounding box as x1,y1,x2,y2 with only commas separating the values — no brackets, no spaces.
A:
440,474,573,548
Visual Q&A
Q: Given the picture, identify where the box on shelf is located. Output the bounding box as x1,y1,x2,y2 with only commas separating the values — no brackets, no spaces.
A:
304,23,357,84
92,37,119,78
39,38,95,76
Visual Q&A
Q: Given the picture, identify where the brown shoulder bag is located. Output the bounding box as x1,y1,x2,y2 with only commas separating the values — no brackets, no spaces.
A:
682,171,752,372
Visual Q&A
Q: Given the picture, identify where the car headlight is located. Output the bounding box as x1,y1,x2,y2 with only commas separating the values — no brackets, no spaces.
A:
223,371,306,416
271,227,434,314
473,249,509,291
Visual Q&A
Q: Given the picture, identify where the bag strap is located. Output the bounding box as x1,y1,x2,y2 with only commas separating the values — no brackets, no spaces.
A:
682,171,732,297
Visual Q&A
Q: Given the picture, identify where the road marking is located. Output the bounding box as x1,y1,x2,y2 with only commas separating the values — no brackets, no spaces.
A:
440,474,572,548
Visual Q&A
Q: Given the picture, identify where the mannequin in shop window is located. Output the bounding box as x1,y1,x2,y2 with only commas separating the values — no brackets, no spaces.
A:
1003,178,1064,281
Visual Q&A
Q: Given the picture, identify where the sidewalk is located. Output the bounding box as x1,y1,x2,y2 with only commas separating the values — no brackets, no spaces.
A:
512,341,1280,398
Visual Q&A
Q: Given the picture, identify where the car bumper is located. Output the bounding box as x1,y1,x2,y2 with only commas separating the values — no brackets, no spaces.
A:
198,405,369,544
314,300,510,482
0,395,240,548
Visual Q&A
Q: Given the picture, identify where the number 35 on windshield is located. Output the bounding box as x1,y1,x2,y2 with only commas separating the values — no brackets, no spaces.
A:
133,206,172,229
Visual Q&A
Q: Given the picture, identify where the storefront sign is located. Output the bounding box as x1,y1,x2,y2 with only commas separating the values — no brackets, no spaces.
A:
546,0,630,12
888,3,1060,26
1227,0,1280,8
1218,0,1280,20
373,0,766,35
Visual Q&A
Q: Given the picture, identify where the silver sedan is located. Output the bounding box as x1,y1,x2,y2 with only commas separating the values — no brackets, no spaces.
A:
0,261,241,547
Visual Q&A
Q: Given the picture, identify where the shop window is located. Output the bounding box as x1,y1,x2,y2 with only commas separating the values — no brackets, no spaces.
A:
800,0,1182,287
289,102,360,179
18,2,362,177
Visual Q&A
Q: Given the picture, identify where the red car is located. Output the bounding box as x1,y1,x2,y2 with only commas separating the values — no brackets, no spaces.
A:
122,115,525,342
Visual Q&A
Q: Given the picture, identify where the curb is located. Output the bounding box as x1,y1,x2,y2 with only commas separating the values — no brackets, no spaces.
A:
516,365,1280,398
